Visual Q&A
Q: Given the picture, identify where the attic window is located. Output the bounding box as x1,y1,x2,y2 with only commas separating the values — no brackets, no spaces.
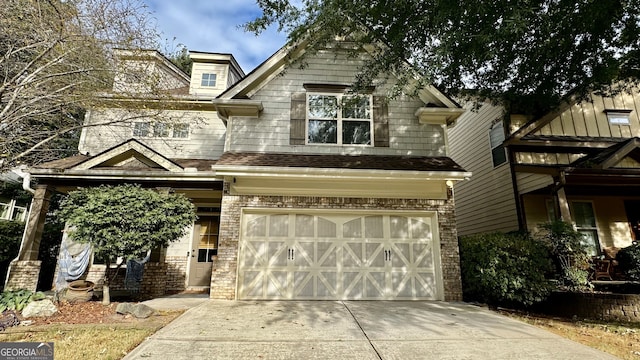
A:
201,73,217,87
605,109,632,125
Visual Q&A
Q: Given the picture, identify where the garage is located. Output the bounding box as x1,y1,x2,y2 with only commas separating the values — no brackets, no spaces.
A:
237,211,444,300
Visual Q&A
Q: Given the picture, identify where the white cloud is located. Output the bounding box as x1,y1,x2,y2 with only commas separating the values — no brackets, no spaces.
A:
143,0,287,72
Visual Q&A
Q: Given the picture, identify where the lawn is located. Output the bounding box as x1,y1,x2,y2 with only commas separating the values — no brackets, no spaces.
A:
0,301,182,360
502,311,640,360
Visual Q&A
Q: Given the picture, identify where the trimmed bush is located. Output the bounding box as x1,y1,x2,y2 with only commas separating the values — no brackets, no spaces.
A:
536,221,591,291
459,231,553,307
617,242,640,281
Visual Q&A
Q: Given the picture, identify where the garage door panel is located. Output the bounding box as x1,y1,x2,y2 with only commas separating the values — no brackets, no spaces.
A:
238,212,442,300
415,273,438,298
266,271,288,298
365,272,386,298
267,241,287,267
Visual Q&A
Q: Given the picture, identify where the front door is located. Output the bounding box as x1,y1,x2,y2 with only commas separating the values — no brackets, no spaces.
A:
188,216,219,287
624,201,640,241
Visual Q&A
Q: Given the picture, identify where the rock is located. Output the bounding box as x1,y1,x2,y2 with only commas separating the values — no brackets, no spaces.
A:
21,299,58,318
116,302,155,319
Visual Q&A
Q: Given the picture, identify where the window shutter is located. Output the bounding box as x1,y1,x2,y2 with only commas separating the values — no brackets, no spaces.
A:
290,92,306,145
373,96,389,147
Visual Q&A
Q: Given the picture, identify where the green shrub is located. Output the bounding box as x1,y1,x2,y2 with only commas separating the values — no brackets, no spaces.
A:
0,290,46,312
537,220,591,291
459,231,554,307
0,220,23,264
617,242,640,281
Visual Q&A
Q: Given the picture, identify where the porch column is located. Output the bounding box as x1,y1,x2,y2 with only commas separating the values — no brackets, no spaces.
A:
5,185,53,291
553,172,572,222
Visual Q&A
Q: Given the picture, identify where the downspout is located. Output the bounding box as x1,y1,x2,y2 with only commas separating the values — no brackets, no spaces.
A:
12,167,35,194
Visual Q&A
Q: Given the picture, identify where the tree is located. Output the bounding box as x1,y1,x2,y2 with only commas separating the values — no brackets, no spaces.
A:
247,0,640,116
0,0,172,171
168,45,193,76
57,184,196,304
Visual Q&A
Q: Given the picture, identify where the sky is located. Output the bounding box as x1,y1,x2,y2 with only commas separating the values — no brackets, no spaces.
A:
143,0,287,72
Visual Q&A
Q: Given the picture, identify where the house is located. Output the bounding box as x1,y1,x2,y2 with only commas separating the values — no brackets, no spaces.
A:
6,41,471,301
449,92,640,255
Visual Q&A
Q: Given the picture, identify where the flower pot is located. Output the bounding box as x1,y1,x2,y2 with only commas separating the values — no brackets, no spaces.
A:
65,280,95,303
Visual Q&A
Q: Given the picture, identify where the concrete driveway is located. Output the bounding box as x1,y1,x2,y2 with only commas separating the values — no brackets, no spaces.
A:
124,301,617,360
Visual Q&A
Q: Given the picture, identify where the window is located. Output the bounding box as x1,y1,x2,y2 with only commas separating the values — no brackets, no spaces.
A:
489,121,507,167
307,93,372,145
132,122,189,139
201,73,217,87
153,123,169,137
197,216,219,262
572,201,600,256
133,122,150,137
172,123,189,138
605,111,631,125
545,199,558,222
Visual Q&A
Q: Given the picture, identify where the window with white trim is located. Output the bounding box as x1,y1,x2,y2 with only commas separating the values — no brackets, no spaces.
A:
201,73,217,87
306,93,373,145
606,111,630,125
489,121,507,167
572,201,600,256
133,122,150,137
132,122,189,139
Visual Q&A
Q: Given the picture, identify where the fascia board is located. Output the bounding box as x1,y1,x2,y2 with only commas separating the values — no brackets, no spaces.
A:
213,165,471,181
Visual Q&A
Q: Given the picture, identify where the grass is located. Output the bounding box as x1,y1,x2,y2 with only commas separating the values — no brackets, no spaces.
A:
0,311,181,360
502,311,640,360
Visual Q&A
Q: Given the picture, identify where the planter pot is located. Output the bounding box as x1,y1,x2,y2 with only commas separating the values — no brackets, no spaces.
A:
65,280,95,303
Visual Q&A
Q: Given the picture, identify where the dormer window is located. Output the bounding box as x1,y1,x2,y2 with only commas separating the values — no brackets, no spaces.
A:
605,109,632,125
306,93,372,145
201,73,217,87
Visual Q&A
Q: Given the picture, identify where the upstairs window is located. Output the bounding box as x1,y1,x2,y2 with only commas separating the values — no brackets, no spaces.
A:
133,122,150,137
201,73,217,87
306,93,372,145
132,122,189,139
489,121,507,167
605,110,631,125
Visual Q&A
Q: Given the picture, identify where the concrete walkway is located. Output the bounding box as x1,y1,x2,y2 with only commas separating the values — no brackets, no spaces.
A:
125,300,618,360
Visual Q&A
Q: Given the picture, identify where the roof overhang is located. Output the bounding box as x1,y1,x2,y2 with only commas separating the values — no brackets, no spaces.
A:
415,107,466,126
214,165,471,199
211,99,263,121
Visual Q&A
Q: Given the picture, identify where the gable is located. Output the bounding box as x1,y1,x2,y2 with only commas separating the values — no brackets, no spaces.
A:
509,87,640,142
72,140,183,172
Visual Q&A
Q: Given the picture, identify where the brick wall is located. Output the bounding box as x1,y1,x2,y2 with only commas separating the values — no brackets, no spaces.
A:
4,260,42,291
539,292,640,323
165,256,187,291
212,181,463,301
84,262,169,299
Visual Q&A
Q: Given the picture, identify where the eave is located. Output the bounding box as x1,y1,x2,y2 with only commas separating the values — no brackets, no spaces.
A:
415,107,466,126
211,99,263,121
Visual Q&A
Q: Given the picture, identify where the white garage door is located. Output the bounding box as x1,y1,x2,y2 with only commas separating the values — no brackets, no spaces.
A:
237,211,443,300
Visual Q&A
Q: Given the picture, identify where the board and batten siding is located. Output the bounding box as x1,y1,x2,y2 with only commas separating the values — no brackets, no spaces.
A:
532,89,640,138
225,50,446,157
79,108,227,159
448,102,519,236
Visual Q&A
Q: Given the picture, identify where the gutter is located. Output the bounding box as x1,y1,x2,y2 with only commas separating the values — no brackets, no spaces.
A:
12,167,35,194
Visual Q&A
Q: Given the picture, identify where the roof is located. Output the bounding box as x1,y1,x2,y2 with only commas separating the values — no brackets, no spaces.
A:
215,152,466,172
571,137,640,169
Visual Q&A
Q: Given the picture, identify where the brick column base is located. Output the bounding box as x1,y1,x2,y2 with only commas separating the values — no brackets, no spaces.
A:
5,260,42,292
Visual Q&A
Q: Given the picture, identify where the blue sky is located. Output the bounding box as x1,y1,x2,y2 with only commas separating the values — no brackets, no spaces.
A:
143,0,287,72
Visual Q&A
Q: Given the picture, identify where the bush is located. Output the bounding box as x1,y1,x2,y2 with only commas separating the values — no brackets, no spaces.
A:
617,242,640,281
0,220,23,264
459,231,554,307
537,221,591,291
0,289,46,312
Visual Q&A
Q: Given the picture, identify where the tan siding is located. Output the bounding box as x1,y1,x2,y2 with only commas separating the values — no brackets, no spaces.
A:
449,102,519,236
571,103,589,136
516,172,553,194
79,108,226,159
228,50,446,156
560,111,576,136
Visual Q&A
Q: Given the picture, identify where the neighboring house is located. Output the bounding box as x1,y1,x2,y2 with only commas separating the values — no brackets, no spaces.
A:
7,42,471,301
0,172,30,222
449,92,640,255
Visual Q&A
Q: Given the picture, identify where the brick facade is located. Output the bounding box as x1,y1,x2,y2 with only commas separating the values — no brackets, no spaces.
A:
211,181,463,301
539,292,640,323
165,256,187,292
4,260,41,291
